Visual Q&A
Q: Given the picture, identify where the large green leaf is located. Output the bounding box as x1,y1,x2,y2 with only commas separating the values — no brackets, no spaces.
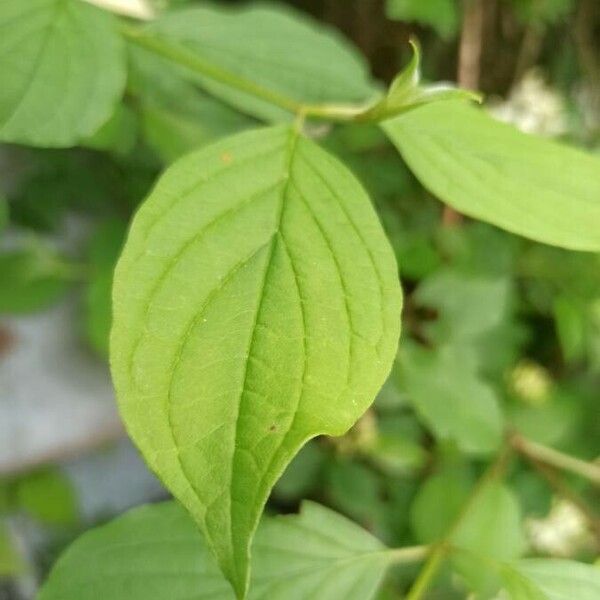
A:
110,125,402,596
383,101,600,251
0,0,126,147
140,4,375,121
38,501,395,600
502,559,600,600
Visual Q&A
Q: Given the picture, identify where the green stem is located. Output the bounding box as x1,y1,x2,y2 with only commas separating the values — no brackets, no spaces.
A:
120,24,371,123
387,545,430,565
406,445,512,600
121,24,302,114
510,433,600,486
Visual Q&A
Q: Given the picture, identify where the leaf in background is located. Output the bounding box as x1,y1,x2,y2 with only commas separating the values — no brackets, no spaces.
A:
326,460,385,526
251,501,392,599
39,501,394,600
0,523,23,577
0,0,126,147
0,248,72,314
110,125,402,596
452,482,525,595
360,42,480,122
384,101,600,251
81,104,138,156
128,45,254,162
140,4,376,121
414,268,512,343
511,0,575,26
410,465,473,543
84,220,128,356
386,0,460,39
506,387,581,447
0,194,7,233
399,344,504,454
15,468,78,526
502,559,600,600
553,295,586,363
273,441,325,502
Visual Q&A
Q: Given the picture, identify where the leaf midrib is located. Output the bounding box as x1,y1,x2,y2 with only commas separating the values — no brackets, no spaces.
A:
227,126,301,590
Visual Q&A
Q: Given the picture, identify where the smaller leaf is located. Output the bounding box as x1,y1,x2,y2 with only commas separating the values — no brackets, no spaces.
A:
452,482,525,595
399,344,504,454
15,468,78,526
82,104,138,155
384,100,600,251
502,559,600,600
38,501,394,600
410,466,472,544
0,523,23,577
84,220,127,356
0,194,7,233
414,268,512,343
360,42,480,122
273,441,325,502
386,0,460,39
0,247,72,314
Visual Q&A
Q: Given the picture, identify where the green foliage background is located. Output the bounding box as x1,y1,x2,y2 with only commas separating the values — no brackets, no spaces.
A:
1,0,599,599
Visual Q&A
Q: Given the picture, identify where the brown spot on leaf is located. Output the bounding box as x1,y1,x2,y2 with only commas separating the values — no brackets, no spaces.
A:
220,152,232,164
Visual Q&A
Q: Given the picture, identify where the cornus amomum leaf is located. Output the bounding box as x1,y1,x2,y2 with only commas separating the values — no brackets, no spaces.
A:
138,4,376,122
38,501,396,600
0,0,126,147
384,101,600,251
110,125,402,597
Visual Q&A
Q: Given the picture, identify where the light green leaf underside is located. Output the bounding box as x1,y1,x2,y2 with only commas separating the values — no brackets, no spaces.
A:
38,501,393,600
0,0,126,147
502,559,600,600
110,125,402,596
143,4,376,122
384,101,600,251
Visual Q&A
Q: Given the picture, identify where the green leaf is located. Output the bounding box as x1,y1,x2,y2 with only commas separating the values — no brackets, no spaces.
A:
399,344,504,454
0,194,7,233
414,268,511,343
0,523,23,577
84,220,128,356
452,482,525,594
15,468,78,526
386,0,460,39
110,125,402,596
128,44,254,162
273,441,325,502
511,0,575,26
326,459,385,525
502,559,600,600
39,501,394,600
252,501,392,598
0,0,126,147
553,295,586,362
0,247,71,314
81,104,138,155
140,4,375,121
361,42,480,122
383,101,600,251
410,466,472,544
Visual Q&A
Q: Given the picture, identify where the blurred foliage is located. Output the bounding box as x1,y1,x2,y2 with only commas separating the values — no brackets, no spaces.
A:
1,0,599,598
